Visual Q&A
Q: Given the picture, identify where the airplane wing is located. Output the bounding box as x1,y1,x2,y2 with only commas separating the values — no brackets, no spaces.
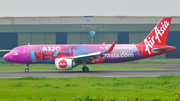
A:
72,40,117,63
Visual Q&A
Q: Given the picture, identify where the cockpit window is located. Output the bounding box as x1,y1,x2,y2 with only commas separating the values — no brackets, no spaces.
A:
10,50,18,55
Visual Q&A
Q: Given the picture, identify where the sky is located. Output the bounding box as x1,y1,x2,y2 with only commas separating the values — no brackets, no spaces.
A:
0,0,180,17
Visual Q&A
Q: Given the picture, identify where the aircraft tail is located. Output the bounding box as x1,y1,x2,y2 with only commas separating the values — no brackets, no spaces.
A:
137,17,175,57
141,17,171,46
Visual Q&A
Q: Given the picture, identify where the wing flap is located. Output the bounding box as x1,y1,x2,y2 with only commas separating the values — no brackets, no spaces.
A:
72,52,102,59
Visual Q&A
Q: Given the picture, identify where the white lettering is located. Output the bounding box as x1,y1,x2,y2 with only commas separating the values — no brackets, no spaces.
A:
42,47,47,51
120,47,133,49
42,46,60,52
47,47,51,51
144,21,169,54
104,52,134,58
120,52,134,57
59,63,67,65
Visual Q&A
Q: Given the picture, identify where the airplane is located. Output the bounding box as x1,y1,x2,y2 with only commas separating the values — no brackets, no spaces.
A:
3,17,175,73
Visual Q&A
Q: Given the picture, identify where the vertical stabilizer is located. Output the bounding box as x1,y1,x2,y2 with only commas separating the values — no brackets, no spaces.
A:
139,17,172,55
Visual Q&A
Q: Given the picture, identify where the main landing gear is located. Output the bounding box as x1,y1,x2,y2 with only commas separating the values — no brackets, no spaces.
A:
81,60,89,72
25,64,29,73
82,66,89,72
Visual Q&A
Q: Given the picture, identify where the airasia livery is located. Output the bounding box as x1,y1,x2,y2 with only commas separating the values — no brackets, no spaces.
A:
3,17,175,72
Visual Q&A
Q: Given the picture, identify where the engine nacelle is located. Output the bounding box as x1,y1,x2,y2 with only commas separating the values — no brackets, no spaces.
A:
55,58,76,70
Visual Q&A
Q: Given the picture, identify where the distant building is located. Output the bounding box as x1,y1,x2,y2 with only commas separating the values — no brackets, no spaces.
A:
0,16,180,58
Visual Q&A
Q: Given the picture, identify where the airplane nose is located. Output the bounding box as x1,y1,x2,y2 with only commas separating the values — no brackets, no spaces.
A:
3,53,11,62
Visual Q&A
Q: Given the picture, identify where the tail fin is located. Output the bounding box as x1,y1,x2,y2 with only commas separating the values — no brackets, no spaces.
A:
139,17,172,55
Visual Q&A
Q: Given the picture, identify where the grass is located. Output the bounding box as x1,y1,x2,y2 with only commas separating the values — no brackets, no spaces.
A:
1,76,180,100
1,59,180,100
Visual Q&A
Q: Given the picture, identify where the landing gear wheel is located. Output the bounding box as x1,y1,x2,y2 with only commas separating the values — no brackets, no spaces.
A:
82,67,89,72
25,64,29,73
25,69,29,73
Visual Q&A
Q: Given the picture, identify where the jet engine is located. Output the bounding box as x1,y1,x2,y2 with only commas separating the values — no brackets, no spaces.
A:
55,58,76,70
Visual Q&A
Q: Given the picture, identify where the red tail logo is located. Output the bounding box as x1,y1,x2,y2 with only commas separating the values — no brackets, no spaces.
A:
141,17,172,55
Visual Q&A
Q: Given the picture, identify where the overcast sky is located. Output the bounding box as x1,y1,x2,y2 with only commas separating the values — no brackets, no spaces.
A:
0,0,180,17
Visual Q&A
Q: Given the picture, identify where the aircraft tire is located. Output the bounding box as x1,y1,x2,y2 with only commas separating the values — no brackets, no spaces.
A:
82,66,89,72
25,69,29,73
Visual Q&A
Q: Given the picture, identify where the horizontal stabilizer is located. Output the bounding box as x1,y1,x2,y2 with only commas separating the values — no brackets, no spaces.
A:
152,46,175,53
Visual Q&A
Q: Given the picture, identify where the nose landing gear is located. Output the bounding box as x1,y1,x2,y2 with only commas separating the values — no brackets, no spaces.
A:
25,64,29,73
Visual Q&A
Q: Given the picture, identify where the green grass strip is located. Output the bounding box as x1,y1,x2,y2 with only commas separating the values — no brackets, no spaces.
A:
1,76,180,100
